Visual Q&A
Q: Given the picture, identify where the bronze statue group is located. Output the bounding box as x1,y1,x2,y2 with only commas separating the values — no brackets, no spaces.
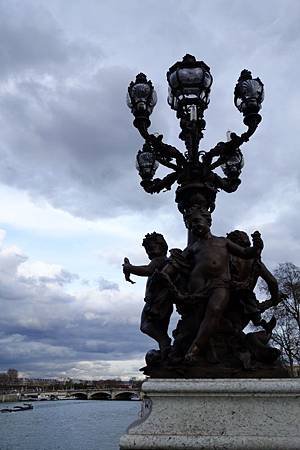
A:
123,208,285,377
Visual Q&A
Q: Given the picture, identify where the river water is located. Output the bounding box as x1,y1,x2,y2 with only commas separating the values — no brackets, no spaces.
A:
0,400,140,450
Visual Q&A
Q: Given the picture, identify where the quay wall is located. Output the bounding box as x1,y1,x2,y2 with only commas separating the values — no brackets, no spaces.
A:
0,393,20,403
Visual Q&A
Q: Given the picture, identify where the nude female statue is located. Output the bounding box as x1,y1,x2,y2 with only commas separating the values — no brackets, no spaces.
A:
182,209,263,361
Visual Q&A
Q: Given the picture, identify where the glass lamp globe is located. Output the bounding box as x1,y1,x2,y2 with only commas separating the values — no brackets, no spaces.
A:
136,144,159,180
221,149,244,178
167,54,213,116
234,69,264,117
127,73,157,117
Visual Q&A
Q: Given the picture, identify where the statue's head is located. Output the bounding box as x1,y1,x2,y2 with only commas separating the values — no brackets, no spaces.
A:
184,207,212,238
227,230,251,248
142,232,168,260
175,182,217,216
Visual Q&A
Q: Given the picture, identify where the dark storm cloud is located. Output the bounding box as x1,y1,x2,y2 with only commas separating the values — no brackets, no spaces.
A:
0,64,170,219
0,1,170,219
0,0,100,77
0,0,298,229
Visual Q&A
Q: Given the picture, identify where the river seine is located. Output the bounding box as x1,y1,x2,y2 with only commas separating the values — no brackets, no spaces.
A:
0,400,140,450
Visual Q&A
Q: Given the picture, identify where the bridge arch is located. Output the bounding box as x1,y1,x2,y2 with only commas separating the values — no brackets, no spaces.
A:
89,391,111,400
114,391,140,401
73,392,88,400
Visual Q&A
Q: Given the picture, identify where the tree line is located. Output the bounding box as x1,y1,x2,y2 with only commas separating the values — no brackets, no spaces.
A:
261,262,300,376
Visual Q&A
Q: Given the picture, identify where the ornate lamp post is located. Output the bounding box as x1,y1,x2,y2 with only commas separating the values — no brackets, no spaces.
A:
127,55,264,233
120,56,298,450
121,55,299,450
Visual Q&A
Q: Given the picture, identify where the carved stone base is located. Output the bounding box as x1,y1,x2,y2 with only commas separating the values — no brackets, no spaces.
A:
119,378,300,450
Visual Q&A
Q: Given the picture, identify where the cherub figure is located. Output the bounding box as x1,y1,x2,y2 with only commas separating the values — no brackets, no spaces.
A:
180,209,264,362
123,232,173,358
226,230,278,334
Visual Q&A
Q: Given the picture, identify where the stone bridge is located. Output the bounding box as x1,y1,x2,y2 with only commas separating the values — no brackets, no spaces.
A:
23,388,141,401
71,388,141,400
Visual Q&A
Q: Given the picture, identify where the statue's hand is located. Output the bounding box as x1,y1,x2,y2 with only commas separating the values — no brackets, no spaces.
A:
123,257,131,272
123,258,135,284
251,231,264,251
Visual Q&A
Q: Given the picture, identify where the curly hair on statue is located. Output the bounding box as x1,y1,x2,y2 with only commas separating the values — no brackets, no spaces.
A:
227,230,251,247
142,232,168,253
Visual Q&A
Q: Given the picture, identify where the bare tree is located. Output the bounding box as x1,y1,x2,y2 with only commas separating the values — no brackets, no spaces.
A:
263,263,300,376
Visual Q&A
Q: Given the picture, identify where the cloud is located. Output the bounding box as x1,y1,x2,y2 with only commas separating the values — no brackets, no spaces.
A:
0,0,171,220
0,232,151,378
0,64,171,219
18,260,79,286
98,276,119,292
0,1,100,78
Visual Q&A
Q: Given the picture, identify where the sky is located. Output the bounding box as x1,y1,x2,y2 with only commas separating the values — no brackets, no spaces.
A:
0,0,299,380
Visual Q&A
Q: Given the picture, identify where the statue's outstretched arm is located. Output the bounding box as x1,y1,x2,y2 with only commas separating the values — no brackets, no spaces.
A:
123,257,165,278
227,232,263,259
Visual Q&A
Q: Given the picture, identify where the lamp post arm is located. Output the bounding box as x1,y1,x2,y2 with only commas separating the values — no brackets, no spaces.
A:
214,174,241,193
204,114,262,170
140,172,179,194
134,118,151,140
147,134,186,167
203,139,239,170
155,155,178,171
209,137,241,170
240,113,262,142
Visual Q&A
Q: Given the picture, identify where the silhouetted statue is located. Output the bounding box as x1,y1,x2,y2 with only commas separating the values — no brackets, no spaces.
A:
227,230,278,333
123,221,287,378
181,211,263,362
123,232,173,359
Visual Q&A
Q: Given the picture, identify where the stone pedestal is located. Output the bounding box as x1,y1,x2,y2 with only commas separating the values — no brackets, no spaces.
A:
120,378,300,450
